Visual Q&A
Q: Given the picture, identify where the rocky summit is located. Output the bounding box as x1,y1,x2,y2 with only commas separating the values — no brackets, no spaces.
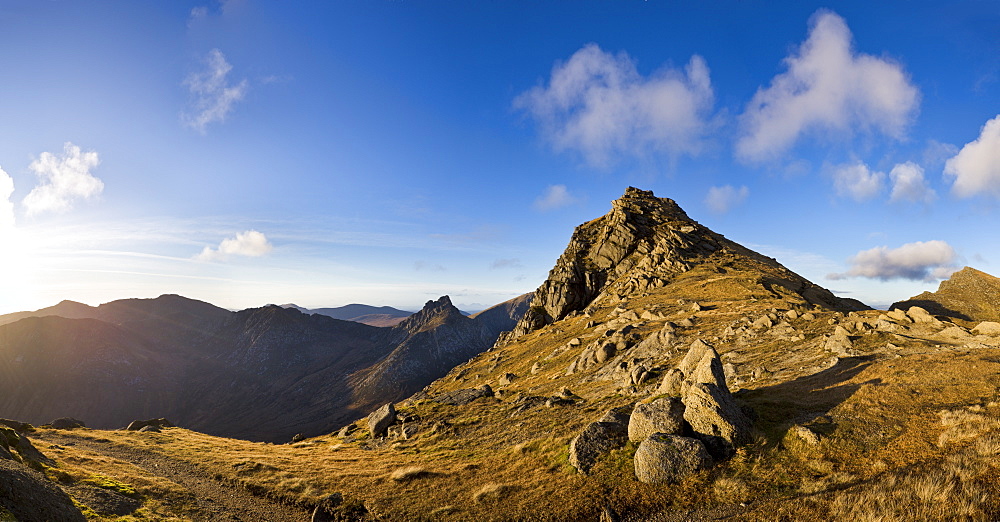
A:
5,187,1000,521
510,187,864,339
892,266,1000,324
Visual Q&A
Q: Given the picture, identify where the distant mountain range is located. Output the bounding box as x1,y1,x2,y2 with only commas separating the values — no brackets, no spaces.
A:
0,293,530,442
279,303,415,327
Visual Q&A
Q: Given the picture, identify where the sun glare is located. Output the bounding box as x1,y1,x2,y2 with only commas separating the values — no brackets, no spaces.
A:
0,227,40,314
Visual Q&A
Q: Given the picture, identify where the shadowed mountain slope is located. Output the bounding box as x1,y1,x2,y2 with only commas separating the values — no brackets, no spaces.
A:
0,293,520,442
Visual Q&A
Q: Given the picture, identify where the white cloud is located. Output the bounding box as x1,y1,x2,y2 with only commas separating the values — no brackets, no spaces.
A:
533,184,577,211
183,49,248,133
828,240,958,282
22,143,103,216
704,185,749,214
736,10,919,162
196,230,273,261
0,166,14,231
832,162,884,201
944,114,1000,198
889,161,935,203
514,44,714,168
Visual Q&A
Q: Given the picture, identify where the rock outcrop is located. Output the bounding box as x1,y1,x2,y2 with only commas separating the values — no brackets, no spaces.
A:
511,187,866,339
891,267,1000,323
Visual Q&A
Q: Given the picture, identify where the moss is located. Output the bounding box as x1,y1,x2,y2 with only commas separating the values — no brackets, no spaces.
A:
81,474,140,499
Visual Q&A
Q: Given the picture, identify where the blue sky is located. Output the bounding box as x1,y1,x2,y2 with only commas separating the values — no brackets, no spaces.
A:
0,1,998,314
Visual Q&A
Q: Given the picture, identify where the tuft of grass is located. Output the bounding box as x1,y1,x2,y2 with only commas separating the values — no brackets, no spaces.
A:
472,483,516,503
389,466,433,481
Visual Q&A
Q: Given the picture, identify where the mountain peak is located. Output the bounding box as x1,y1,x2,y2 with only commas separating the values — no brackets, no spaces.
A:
892,266,1000,323
423,295,453,309
510,187,864,338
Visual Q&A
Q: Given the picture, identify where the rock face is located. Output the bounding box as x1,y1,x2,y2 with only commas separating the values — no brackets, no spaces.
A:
628,397,685,442
568,409,630,474
633,433,712,484
512,187,865,338
891,267,1000,323
367,403,396,438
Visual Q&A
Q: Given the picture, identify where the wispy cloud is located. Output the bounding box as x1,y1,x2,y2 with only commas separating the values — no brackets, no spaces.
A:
945,114,1000,198
514,44,714,168
889,162,935,204
490,258,523,270
183,49,248,133
828,240,958,282
414,260,446,272
704,185,749,214
737,10,919,163
831,162,884,202
196,230,273,261
533,184,577,211
22,142,104,216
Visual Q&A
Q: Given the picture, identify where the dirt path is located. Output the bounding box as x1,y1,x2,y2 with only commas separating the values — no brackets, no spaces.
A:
35,431,310,522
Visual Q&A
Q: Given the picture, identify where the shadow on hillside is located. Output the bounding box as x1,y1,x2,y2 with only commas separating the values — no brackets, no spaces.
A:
889,300,972,322
739,356,879,435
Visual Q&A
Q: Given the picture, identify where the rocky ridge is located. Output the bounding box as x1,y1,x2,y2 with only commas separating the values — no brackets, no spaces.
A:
892,266,1000,324
509,187,864,340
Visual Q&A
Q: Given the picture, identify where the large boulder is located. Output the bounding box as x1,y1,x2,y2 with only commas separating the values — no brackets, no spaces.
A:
49,417,85,430
367,403,396,438
682,382,753,460
0,459,86,521
568,409,630,474
126,418,174,431
973,321,1000,336
434,385,494,406
628,397,685,442
633,433,711,484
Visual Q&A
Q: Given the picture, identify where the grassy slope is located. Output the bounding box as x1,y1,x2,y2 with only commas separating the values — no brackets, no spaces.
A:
30,257,1000,520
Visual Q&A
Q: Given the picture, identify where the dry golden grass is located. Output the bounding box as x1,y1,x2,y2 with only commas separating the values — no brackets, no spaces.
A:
25,265,1000,520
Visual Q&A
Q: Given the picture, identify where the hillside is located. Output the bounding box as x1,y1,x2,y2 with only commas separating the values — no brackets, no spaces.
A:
892,266,1000,324
4,188,1000,520
0,294,524,443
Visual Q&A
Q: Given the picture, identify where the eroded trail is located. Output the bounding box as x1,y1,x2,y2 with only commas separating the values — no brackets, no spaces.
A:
35,431,310,522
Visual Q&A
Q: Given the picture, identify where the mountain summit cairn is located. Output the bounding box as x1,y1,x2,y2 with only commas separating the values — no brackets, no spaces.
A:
510,186,864,339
